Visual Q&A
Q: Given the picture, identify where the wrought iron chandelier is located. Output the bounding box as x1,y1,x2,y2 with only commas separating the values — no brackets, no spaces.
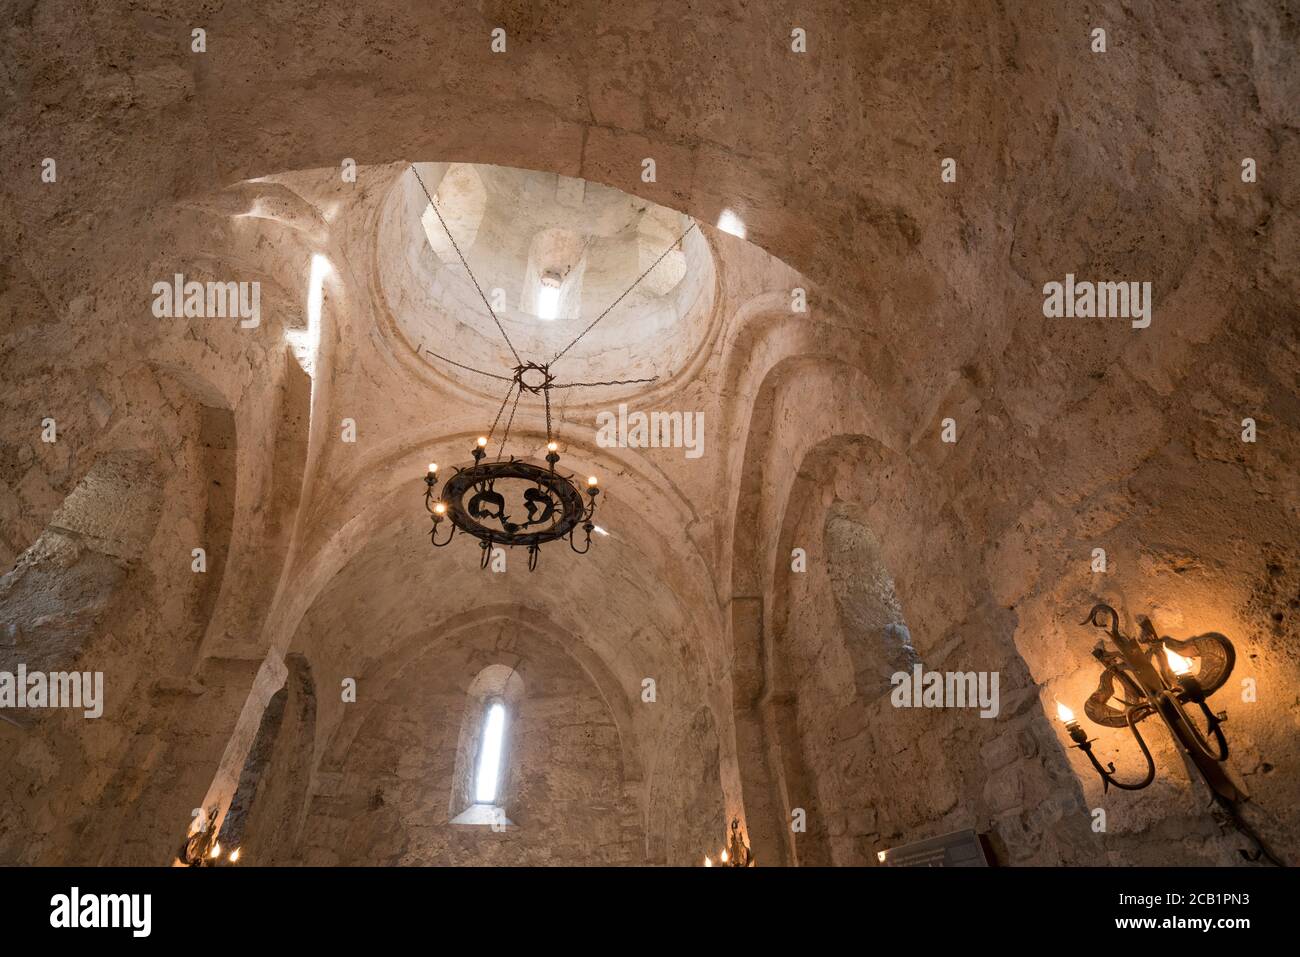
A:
411,165,694,571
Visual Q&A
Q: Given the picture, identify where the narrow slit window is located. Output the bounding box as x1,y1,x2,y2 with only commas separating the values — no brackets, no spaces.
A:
474,701,507,804
537,282,561,320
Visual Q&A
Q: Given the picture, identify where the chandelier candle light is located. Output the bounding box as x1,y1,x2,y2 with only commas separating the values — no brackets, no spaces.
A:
411,164,693,571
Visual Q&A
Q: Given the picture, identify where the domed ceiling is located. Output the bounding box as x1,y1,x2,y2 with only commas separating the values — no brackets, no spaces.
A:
378,163,717,397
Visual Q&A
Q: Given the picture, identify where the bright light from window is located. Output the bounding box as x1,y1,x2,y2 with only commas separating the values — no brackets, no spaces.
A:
288,253,333,376
537,283,561,320
474,702,507,804
717,208,746,239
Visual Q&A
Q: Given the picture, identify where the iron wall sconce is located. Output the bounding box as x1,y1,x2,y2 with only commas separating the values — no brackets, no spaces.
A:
1057,603,1242,802
177,806,241,867
703,817,755,867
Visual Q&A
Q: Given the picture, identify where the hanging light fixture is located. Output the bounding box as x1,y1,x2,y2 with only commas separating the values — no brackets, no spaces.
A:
411,165,694,571
424,361,601,571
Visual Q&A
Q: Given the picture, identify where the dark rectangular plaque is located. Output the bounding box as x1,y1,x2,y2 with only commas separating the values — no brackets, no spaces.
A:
878,828,990,867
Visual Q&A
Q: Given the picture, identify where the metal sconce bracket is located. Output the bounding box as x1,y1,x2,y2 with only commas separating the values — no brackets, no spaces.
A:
1063,603,1244,803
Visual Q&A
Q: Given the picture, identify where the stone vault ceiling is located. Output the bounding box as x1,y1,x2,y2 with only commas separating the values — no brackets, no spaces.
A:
0,0,1296,886
380,162,717,396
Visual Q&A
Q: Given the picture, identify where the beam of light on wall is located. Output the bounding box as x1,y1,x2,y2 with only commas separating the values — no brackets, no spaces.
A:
288,254,333,376
537,282,561,320
474,702,507,804
717,208,746,239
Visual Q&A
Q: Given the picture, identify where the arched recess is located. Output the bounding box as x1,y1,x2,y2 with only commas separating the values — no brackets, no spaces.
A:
448,663,526,821
292,611,644,866
761,435,921,866
218,653,317,865
309,604,644,797
724,355,910,865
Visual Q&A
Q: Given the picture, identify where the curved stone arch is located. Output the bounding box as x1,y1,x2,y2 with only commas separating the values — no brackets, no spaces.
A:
722,355,914,863
310,603,645,795
761,433,915,865
261,422,728,685
712,298,910,603
767,437,918,676
729,355,908,601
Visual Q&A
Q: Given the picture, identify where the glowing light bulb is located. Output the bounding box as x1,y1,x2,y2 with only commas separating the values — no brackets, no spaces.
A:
1056,701,1076,724
1164,645,1193,676
428,463,437,474
477,436,488,448
547,441,558,452
433,502,447,516
720,849,729,863
229,848,241,863
210,842,221,859
877,850,887,863
587,475,599,487
704,856,712,867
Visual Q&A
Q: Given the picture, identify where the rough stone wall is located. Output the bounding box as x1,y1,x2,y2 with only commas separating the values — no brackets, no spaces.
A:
0,376,260,864
0,0,1296,868
291,629,643,866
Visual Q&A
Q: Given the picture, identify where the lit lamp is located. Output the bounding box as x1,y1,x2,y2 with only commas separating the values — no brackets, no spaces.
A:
1057,603,1241,800
421,376,605,571
177,808,243,867
702,817,755,867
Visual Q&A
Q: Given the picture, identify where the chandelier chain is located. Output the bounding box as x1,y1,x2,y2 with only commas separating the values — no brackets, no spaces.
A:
552,377,659,388
411,164,523,366
544,381,553,445
498,382,523,461
486,381,516,445
549,221,697,366
422,348,513,382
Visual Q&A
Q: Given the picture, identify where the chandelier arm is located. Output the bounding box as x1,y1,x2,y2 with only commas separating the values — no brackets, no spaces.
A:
549,222,697,366
1167,693,1231,763
1093,708,1159,792
410,165,523,366
429,520,455,547
569,527,592,554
